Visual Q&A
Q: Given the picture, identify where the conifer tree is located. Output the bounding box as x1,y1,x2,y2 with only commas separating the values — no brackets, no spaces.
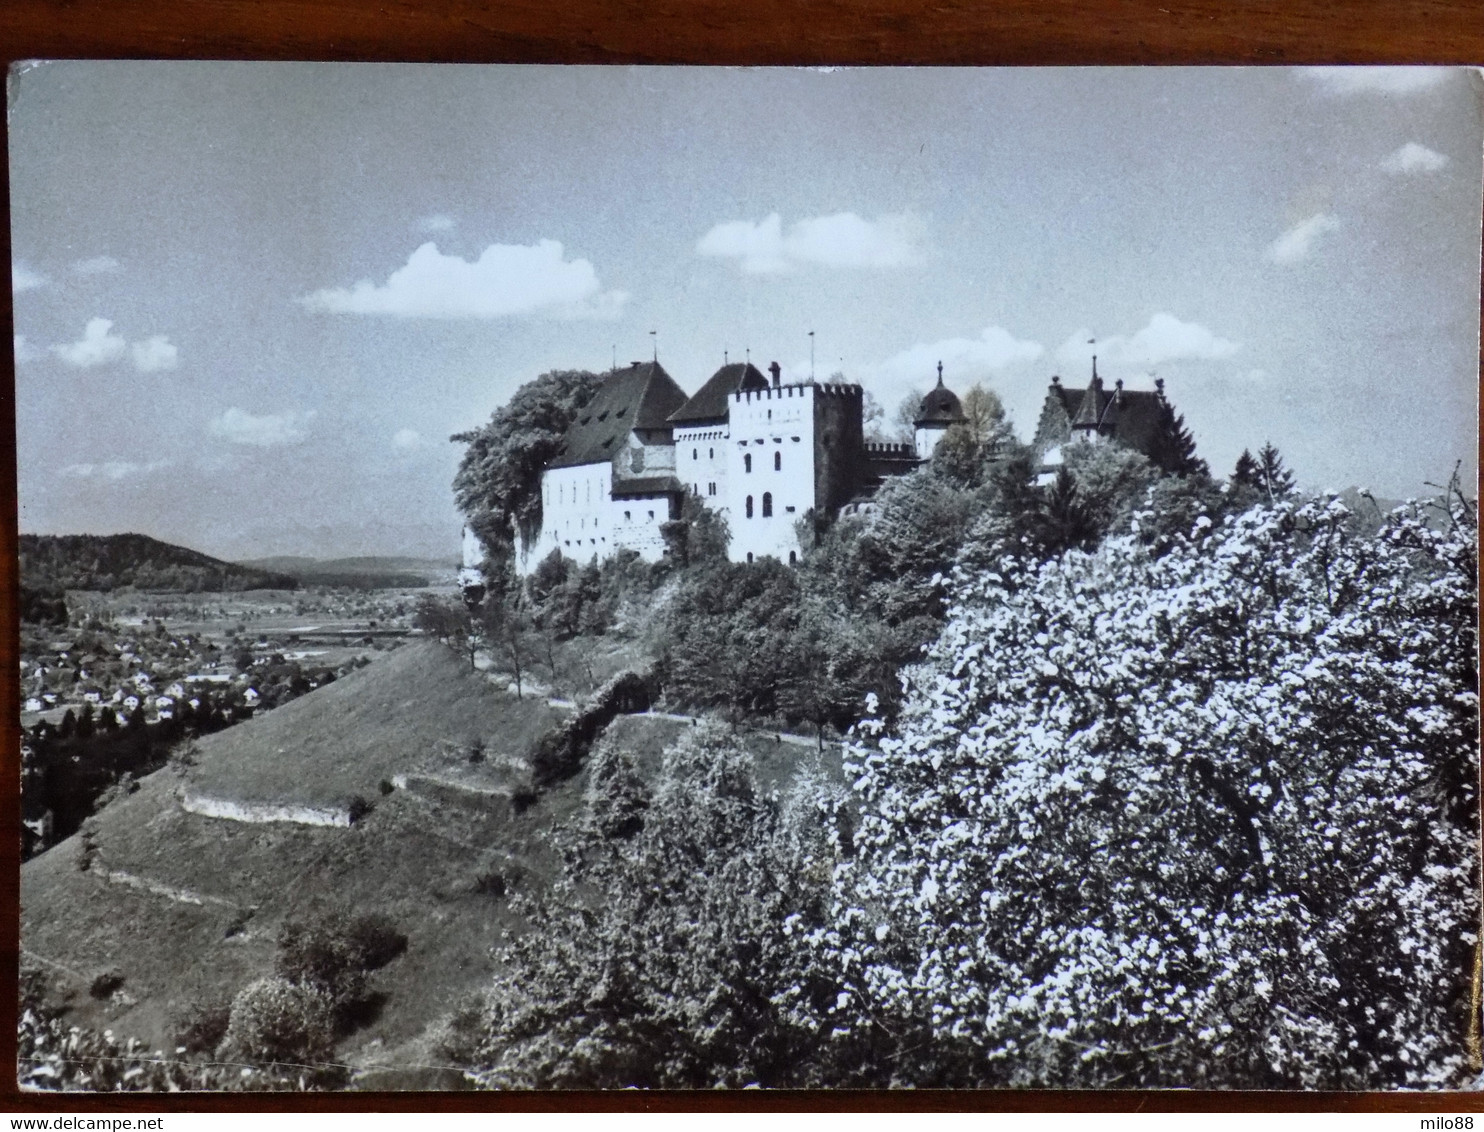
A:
1232,448,1261,488
1256,441,1296,500
1147,402,1209,477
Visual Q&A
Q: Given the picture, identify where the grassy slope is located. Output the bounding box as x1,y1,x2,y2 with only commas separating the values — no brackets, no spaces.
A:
20,641,584,1079
190,641,563,807
20,638,837,1085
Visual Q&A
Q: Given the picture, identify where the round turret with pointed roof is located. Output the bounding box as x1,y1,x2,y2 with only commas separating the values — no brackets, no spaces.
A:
914,361,968,428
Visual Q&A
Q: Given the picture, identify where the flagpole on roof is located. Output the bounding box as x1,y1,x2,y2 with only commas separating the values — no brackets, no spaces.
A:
649,330,657,362
809,330,815,381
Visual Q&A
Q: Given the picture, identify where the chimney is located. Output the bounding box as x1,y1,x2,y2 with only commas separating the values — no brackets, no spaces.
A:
769,361,781,388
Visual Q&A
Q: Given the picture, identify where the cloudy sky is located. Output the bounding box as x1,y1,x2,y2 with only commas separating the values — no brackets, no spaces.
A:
11,63,1480,560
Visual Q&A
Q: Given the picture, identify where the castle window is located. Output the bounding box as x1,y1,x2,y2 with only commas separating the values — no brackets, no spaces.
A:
709,447,714,458
624,510,630,522
744,454,752,473
746,495,754,518
692,448,697,459
788,550,797,565
785,505,795,513
773,451,781,471
768,409,772,420
648,510,654,520
762,493,772,517
709,482,716,496
747,552,754,564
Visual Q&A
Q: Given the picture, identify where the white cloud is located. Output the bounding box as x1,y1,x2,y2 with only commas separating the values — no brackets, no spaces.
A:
60,459,170,481
1056,313,1240,369
12,262,46,293
696,211,923,274
72,255,121,276
208,407,314,447
301,240,626,320
415,214,456,233
1298,66,1452,96
872,325,1044,384
130,335,179,372
52,317,128,368
1381,141,1449,175
14,335,41,363
50,317,178,370
391,428,423,451
1266,213,1341,264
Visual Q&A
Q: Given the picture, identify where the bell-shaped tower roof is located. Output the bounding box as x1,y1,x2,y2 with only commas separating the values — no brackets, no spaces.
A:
914,361,968,428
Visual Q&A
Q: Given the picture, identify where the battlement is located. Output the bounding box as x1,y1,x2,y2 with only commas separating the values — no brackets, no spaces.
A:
732,381,863,404
863,441,916,458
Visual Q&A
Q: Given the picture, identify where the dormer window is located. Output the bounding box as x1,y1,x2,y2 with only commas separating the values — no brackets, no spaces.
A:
615,407,627,417
598,411,609,421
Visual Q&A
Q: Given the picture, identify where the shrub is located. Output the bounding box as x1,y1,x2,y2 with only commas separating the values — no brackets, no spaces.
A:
346,795,374,824
528,669,652,788
584,734,650,840
172,1001,232,1056
474,869,507,898
220,977,336,1067
88,968,124,999
276,911,407,1011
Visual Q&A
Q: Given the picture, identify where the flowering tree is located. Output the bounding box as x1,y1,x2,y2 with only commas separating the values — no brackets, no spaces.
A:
822,495,1478,1088
455,723,849,1088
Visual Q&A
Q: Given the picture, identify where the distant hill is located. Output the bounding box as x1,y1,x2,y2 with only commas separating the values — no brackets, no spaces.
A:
236,555,458,589
19,533,299,594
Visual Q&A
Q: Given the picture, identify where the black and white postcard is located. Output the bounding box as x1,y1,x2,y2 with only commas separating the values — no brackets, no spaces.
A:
13,63,1481,1092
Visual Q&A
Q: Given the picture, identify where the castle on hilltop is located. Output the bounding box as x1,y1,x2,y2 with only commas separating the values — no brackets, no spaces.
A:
459,355,1187,585
505,357,969,574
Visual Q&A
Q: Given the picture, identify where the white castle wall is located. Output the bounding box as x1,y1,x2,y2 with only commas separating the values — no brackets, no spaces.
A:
534,462,614,568
725,383,818,565
675,423,729,511
609,491,673,561
914,423,950,460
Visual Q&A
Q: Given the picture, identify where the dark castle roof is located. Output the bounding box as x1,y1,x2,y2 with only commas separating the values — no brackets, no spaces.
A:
611,474,685,498
668,362,771,425
1047,373,1167,454
549,361,688,469
914,372,968,427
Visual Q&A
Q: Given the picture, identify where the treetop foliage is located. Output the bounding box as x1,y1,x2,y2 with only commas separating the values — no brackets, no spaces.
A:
451,722,850,1089
452,369,604,569
821,493,1478,1088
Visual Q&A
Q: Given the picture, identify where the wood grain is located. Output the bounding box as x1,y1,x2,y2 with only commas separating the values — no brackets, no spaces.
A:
0,0,1480,64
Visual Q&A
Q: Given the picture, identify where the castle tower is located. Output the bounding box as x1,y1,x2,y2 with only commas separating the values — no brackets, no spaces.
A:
724,369,864,565
913,361,968,459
